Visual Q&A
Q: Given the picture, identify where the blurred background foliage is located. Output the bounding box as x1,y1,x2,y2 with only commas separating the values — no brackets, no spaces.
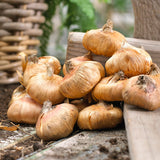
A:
39,0,134,60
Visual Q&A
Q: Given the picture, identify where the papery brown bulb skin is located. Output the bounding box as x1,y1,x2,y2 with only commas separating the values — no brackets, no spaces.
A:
7,86,42,124
26,72,65,105
82,21,125,57
23,62,46,87
149,63,160,76
122,74,160,110
60,61,105,99
22,55,61,87
77,101,123,130
92,71,127,102
105,47,152,77
36,103,78,141
63,54,92,75
9,85,26,103
38,56,61,75
70,99,89,112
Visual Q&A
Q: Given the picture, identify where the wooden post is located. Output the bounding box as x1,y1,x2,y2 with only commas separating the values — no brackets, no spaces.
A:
131,0,160,40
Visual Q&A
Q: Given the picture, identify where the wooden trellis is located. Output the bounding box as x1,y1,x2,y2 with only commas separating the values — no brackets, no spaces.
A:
0,0,48,84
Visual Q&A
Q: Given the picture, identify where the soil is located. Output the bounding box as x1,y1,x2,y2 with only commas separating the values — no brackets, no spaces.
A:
0,83,130,160
0,83,46,160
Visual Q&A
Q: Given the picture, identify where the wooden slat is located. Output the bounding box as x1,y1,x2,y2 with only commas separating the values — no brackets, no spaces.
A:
124,104,160,160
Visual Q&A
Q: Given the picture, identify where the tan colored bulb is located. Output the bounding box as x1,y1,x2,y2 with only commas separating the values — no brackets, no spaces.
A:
60,61,105,99
92,71,127,102
36,101,78,141
63,52,92,75
105,44,152,77
7,85,42,124
38,56,61,75
26,66,65,105
77,101,123,130
82,19,126,57
122,74,160,111
18,53,61,87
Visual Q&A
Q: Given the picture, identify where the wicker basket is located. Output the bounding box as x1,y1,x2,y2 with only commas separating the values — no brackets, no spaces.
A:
0,0,48,84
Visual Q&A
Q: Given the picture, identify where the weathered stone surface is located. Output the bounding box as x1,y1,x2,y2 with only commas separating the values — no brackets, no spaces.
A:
24,129,129,160
0,126,36,150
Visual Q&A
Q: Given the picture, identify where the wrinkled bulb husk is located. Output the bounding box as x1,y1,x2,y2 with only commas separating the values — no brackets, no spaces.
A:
82,19,126,57
77,101,123,130
9,85,26,104
63,52,92,75
19,54,61,87
70,98,89,112
7,85,42,124
23,63,46,87
26,66,65,105
60,61,105,99
105,45,152,77
92,71,127,102
38,56,61,75
20,54,45,87
149,63,160,76
36,101,78,141
122,74,160,110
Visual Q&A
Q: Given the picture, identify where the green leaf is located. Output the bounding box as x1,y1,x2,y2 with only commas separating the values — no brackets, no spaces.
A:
99,0,111,3
63,1,96,32
39,0,97,56
69,0,95,19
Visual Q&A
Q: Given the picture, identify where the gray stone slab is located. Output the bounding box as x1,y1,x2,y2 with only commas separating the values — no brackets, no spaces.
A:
23,129,129,160
0,126,35,150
